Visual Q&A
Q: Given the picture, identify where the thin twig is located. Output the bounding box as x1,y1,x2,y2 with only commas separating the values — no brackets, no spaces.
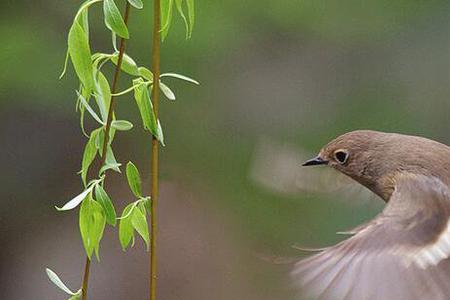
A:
150,0,161,298
80,3,131,300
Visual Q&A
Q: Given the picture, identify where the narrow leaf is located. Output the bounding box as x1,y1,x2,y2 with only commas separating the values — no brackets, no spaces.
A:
156,119,165,146
106,146,121,173
68,21,94,92
80,8,90,37
81,129,99,186
119,203,135,250
160,72,199,85
126,162,142,197
186,0,195,37
112,32,118,52
56,187,92,211
46,268,77,296
59,49,70,79
111,53,139,76
175,0,189,39
138,67,153,81
131,208,149,249
161,0,174,40
78,86,92,137
92,52,114,73
142,197,151,214
133,79,158,134
159,82,176,100
79,196,106,259
77,91,105,125
111,120,133,131
96,128,105,152
99,163,122,175
127,0,143,9
95,72,111,122
109,126,117,144
74,0,103,21
79,196,93,258
103,0,129,38
95,185,117,226
91,200,107,260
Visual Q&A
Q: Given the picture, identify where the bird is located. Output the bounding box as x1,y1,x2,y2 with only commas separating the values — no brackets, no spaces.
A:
292,130,450,300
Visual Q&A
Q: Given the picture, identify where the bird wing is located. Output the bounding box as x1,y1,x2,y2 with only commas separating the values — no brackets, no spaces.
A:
292,174,450,300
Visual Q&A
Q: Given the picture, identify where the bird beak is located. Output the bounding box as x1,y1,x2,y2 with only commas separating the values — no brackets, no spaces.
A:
302,156,328,166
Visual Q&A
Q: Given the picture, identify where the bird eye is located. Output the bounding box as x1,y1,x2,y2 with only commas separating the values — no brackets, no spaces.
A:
334,149,349,164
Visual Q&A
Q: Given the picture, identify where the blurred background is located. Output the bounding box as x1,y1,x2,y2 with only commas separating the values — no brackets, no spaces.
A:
2,0,450,299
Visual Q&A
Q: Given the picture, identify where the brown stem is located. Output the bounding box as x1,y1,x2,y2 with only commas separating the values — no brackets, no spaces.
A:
80,3,131,300
150,0,161,299
81,257,91,300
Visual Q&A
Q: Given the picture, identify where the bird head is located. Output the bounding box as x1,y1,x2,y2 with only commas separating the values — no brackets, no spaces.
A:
302,130,450,201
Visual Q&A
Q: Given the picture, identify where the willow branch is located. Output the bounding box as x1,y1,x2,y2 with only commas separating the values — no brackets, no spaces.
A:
80,2,132,300
150,0,161,298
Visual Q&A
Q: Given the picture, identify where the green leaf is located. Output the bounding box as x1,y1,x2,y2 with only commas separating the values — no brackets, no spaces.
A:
79,196,93,258
133,79,158,134
141,197,151,214
175,0,189,39
119,203,135,250
68,21,94,92
111,53,139,76
103,0,129,39
68,292,82,300
131,208,149,249
126,162,142,197
99,163,122,175
74,0,103,21
131,83,164,145
160,72,199,85
78,86,93,137
61,0,101,80
109,125,117,144
45,268,78,296
138,200,148,215
106,146,121,173
95,185,117,226
59,50,70,79
186,0,195,37
91,201,107,260
81,129,99,186
156,119,165,146
138,67,153,81
112,32,118,52
79,195,106,260
80,7,90,37
159,82,176,100
77,91,105,125
111,120,133,131
161,0,174,40
127,0,143,9
96,128,105,152
95,72,111,122
56,187,92,211
92,52,114,73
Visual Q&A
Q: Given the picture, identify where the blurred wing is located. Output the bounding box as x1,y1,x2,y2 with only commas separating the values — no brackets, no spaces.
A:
292,174,450,300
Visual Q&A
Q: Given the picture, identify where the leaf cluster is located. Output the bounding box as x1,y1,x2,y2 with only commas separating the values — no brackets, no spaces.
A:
47,0,197,296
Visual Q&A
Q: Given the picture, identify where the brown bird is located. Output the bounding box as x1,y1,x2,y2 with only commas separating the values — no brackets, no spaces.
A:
292,130,450,300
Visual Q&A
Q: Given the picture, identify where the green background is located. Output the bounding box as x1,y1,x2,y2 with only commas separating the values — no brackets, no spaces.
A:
1,0,450,299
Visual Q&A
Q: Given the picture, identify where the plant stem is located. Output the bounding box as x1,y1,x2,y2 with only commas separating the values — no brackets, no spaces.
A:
150,0,161,298
81,257,91,300
80,3,131,300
